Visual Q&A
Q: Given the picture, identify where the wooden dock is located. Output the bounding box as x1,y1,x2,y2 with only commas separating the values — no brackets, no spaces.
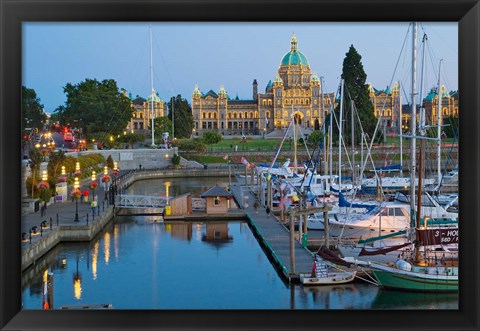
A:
230,183,316,280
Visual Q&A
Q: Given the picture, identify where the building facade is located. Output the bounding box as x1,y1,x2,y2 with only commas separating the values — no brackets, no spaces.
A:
191,34,335,137
368,82,459,132
126,91,166,134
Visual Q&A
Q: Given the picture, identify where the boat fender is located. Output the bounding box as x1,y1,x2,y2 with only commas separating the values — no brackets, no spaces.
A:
395,259,412,271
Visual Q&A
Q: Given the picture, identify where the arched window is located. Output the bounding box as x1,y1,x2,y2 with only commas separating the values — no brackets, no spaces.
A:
263,100,267,106
250,112,254,118
283,111,288,118
443,108,448,115
266,111,270,118
238,112,242,119
295,99,299,104
213,113,217,119
268,100,272,106
254,111,259,118
244,112,248,119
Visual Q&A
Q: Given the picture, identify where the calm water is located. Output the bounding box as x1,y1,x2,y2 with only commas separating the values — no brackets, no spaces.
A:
22,178,458,309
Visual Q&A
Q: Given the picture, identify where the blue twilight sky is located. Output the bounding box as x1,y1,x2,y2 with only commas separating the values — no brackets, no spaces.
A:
23,22,458,114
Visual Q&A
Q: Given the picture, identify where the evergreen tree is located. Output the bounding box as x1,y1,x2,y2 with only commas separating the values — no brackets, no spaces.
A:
339,45,378,145
167,95,194,139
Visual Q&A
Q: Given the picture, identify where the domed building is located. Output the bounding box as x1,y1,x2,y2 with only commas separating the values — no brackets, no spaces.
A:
191,34,336,137
126,90,166,133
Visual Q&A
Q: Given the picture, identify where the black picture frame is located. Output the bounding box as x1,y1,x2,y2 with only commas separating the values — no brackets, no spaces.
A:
1,0,479,330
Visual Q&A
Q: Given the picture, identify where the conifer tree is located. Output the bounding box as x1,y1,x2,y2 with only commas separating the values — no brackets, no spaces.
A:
339,45,378,145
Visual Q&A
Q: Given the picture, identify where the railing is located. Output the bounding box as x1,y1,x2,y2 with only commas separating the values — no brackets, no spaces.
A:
117,195,170,209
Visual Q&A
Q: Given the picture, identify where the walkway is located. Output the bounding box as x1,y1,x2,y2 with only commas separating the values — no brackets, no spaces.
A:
230,183,315,279
21,172,119,247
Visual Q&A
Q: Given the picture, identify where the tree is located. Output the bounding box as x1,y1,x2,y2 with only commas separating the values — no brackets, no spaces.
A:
339,45,377,145
203,131,223,145
27,148,43,198
167,95,194,138
22,86,47,131
150,116,172,139
106,155,114,169
47,150,66,180
60,79,134,138
307,130,324,148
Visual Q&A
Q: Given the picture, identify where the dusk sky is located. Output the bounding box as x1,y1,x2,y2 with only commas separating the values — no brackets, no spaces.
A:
23,22,458,113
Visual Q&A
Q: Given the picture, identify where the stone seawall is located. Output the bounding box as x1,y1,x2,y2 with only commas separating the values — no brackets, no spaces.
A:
21,206,115,272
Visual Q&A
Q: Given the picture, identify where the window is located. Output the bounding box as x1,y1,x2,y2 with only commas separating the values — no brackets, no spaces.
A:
268,100,272,106
214,197,220,206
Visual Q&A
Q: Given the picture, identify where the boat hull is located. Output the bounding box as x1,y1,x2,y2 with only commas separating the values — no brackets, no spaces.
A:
371,265,458,293
300,271,356,286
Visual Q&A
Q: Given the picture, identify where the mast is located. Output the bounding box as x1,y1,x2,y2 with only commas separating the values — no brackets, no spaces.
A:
436,60,443,188
399,81,403,176
338,79,344,191
172,96,175,142
351,100,355,185
329,105,333,187
293,105,297,173
418,33,428,181
320,77,327,177
149,25,156,147
409,22,418,224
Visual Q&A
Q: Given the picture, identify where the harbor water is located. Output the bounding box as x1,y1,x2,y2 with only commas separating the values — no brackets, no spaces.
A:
22,178,458,309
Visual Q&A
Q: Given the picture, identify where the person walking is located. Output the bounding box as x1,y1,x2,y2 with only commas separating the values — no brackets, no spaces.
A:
266,206,271,218
253,200,260,214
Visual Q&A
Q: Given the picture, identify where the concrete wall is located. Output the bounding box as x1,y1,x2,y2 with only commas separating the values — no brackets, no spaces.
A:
67,148,178,170
21,206,114,271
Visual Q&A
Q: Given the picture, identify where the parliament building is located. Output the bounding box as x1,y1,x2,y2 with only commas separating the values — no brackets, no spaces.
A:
191,34,335,137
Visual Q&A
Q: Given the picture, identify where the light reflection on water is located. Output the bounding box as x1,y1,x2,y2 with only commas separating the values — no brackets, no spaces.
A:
21,177,458,310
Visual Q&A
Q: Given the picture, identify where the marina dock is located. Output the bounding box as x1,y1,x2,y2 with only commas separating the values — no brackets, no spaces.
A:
230,183,317,280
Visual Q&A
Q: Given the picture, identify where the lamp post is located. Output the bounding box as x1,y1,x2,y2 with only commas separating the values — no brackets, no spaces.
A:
89,171,98,201
73,177,80,222
102,166,111,201
38,170,49,213
113,162,119,197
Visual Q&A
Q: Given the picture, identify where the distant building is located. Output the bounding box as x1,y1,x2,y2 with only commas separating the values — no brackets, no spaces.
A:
125,91,166,134
191,34,335,137
422,86,459,125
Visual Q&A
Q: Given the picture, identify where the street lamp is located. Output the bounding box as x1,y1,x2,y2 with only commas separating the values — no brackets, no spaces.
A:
89,171,98,202
72,177,81,222
102,166,111,201
38,170,49,212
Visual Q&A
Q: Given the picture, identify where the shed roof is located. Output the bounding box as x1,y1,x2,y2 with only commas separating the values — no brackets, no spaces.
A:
201,184,233,198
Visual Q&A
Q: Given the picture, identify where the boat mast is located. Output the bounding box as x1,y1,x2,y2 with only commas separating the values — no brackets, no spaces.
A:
293,105,297,174
351,100,355,186
409,22,418,225
436,60,443,188
149,25,156,147
338,79,344,191
398,81,403,176
321,77,327,177
329,105,333,187
418,33,428,181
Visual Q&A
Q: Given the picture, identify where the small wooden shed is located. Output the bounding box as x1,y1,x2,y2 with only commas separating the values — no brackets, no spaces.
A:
168,193,192,216
201,185,233,215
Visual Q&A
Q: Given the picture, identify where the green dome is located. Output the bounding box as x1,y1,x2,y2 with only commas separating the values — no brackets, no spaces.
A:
281,33,309,66
281,51,309,66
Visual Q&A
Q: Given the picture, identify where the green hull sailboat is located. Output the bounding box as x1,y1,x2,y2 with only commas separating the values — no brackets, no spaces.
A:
370,262,458,293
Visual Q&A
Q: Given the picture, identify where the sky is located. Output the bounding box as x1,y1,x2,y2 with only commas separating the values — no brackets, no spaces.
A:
23,22,458,114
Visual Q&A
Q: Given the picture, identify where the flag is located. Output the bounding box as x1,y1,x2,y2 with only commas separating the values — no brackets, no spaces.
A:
223,154,228,160
265,115,269,125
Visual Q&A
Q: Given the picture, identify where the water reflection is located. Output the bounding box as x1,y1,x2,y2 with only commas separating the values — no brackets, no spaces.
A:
21,178,458,310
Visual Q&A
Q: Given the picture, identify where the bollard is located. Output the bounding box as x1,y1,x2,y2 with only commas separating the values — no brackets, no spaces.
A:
92,210,95,221
86,213,89,225
29,229,32,244
56,213,59,226
103,201,105,211
98,205,100,215
40,225,43,237
50,217,53,230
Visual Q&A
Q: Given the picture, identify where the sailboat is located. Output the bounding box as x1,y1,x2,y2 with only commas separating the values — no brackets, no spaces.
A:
369,23,458,292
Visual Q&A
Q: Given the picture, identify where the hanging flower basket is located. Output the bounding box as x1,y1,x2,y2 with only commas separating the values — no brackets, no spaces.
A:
37,181,50,190
40,148,49,155
74,170,82,177
101,175,111,183
71,188,82,199
89,181,99,190
113,170,119,177
58,175,67,183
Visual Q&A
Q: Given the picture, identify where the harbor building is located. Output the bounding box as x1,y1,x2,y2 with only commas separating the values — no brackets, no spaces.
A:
191,34,335,137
